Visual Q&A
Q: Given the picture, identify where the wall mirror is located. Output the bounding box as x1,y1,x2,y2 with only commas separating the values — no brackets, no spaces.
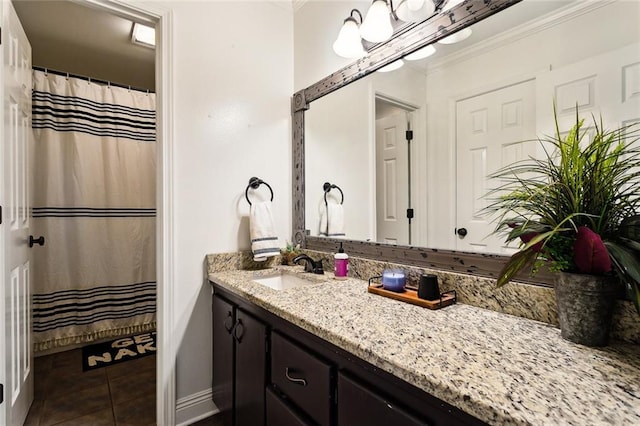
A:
293,0,640,283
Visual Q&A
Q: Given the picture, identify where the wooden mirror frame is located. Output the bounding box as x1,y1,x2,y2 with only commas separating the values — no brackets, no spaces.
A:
291,0,554,286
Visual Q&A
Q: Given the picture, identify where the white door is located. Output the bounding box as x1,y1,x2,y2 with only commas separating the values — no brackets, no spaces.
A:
537,42,640,137
1,2,33,424
376,110,411,245
455,79,537,253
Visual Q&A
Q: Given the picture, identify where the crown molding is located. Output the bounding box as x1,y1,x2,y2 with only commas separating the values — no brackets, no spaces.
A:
425,0,617,74
292,0,311,13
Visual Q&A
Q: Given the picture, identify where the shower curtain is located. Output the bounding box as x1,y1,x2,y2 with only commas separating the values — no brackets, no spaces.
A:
31,70,156,351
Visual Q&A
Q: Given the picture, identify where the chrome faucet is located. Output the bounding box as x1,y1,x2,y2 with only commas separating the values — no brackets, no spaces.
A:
292,254,324,275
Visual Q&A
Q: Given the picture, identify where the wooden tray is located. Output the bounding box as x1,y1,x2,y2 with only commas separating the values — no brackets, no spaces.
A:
367,284,456,310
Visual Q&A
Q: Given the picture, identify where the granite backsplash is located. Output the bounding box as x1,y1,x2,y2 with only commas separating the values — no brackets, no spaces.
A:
206,250,639,344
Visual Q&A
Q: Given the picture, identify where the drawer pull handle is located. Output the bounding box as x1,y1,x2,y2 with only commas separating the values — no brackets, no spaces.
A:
285,368,307,386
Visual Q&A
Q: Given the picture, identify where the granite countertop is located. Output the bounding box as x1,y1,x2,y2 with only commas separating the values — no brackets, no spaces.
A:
209,266,640,425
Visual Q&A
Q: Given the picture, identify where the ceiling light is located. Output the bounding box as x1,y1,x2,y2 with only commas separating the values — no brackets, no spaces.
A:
437,27,472,44
360,0,394,43
405,44,436,60
132,22,155,48
333,11,366,58
377,59,404,73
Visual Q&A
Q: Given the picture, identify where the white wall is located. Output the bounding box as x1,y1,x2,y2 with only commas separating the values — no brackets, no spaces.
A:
154,0,294,419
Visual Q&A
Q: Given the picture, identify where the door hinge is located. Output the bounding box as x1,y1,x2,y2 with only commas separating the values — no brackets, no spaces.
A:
405,130,413,141
0,205,2,224
406,208,414,219
0,383,3,404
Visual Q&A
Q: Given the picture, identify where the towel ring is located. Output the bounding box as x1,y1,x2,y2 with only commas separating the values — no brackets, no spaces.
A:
245,177,274,206
323,182,344,205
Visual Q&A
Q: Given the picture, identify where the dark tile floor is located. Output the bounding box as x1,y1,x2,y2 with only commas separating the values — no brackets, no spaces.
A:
25,349,157,426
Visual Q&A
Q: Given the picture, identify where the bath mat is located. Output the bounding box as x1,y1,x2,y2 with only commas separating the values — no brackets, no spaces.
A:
82,331,156,371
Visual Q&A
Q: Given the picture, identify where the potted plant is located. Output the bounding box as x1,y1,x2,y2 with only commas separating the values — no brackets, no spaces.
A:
485,106,640,346
281,241,302,266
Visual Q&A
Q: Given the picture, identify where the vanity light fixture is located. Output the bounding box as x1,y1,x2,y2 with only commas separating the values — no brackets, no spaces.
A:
333,10,367,58
131,22,156,48
333,0,445,59
405,44,436,60
376,59,405,72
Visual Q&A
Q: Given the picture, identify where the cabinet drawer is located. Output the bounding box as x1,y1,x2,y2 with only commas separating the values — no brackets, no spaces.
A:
271,332,333,426
266,387,310,426
338,372,427,426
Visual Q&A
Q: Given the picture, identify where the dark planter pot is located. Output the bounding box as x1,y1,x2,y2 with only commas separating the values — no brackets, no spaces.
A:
554,272,618,347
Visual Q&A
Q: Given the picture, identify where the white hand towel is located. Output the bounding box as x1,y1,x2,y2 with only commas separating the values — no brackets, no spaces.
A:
319,205,328,236
320,202,345,237
250,201,280,261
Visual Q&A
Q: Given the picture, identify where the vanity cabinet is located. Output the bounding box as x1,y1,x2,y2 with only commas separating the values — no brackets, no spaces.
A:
212,284,485,426
212,294,267,426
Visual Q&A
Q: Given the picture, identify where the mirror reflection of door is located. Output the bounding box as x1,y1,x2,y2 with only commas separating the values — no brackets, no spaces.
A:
375,97,416,245
455,79,537,253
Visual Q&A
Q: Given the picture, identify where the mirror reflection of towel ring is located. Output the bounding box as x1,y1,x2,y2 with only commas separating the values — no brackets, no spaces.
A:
245,177,274,206
323,182,344,205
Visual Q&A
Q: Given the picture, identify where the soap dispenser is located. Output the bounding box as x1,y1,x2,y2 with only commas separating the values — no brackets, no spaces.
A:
334,242,348,280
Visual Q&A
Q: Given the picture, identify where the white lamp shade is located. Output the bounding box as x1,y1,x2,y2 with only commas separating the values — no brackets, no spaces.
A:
377,59,404,73
333,19,366,58
360,0,393,43
396,0,435,23
408,0,426,10
442,0,464,12
437,27,472,44
405,44,436,61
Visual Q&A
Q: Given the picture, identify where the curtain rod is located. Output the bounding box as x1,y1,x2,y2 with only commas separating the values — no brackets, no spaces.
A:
32,66,154,94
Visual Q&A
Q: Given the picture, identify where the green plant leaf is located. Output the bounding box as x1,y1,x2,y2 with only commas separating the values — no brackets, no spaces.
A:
604,241,640,314
619,215,640,242
496,249,538,287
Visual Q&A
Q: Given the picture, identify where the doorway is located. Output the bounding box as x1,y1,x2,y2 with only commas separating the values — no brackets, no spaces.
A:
374,95,419,246
2,0,172,424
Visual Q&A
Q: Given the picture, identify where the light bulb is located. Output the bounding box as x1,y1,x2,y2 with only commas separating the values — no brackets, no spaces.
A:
396,0,435,23
442,0,464,12
333,18,366,59
405,44,436,61
360,0,393,43
377,59,404,73
408,0,425,11
437,27,472,44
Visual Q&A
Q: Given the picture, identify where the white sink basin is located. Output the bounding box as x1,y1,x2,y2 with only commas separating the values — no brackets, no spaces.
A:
252,271,319,291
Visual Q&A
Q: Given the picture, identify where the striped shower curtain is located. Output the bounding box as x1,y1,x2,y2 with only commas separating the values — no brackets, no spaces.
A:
31,70,156,352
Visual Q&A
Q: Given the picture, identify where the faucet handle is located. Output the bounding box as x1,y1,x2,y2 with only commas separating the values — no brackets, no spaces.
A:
312,259,324,275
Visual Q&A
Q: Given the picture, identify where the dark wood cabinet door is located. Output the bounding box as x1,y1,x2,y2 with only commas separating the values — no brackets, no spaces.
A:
337,373,428,426
212,294,235,421
235,309,267,426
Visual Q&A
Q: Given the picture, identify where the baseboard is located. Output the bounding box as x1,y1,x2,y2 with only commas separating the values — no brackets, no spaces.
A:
175,388,219,426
